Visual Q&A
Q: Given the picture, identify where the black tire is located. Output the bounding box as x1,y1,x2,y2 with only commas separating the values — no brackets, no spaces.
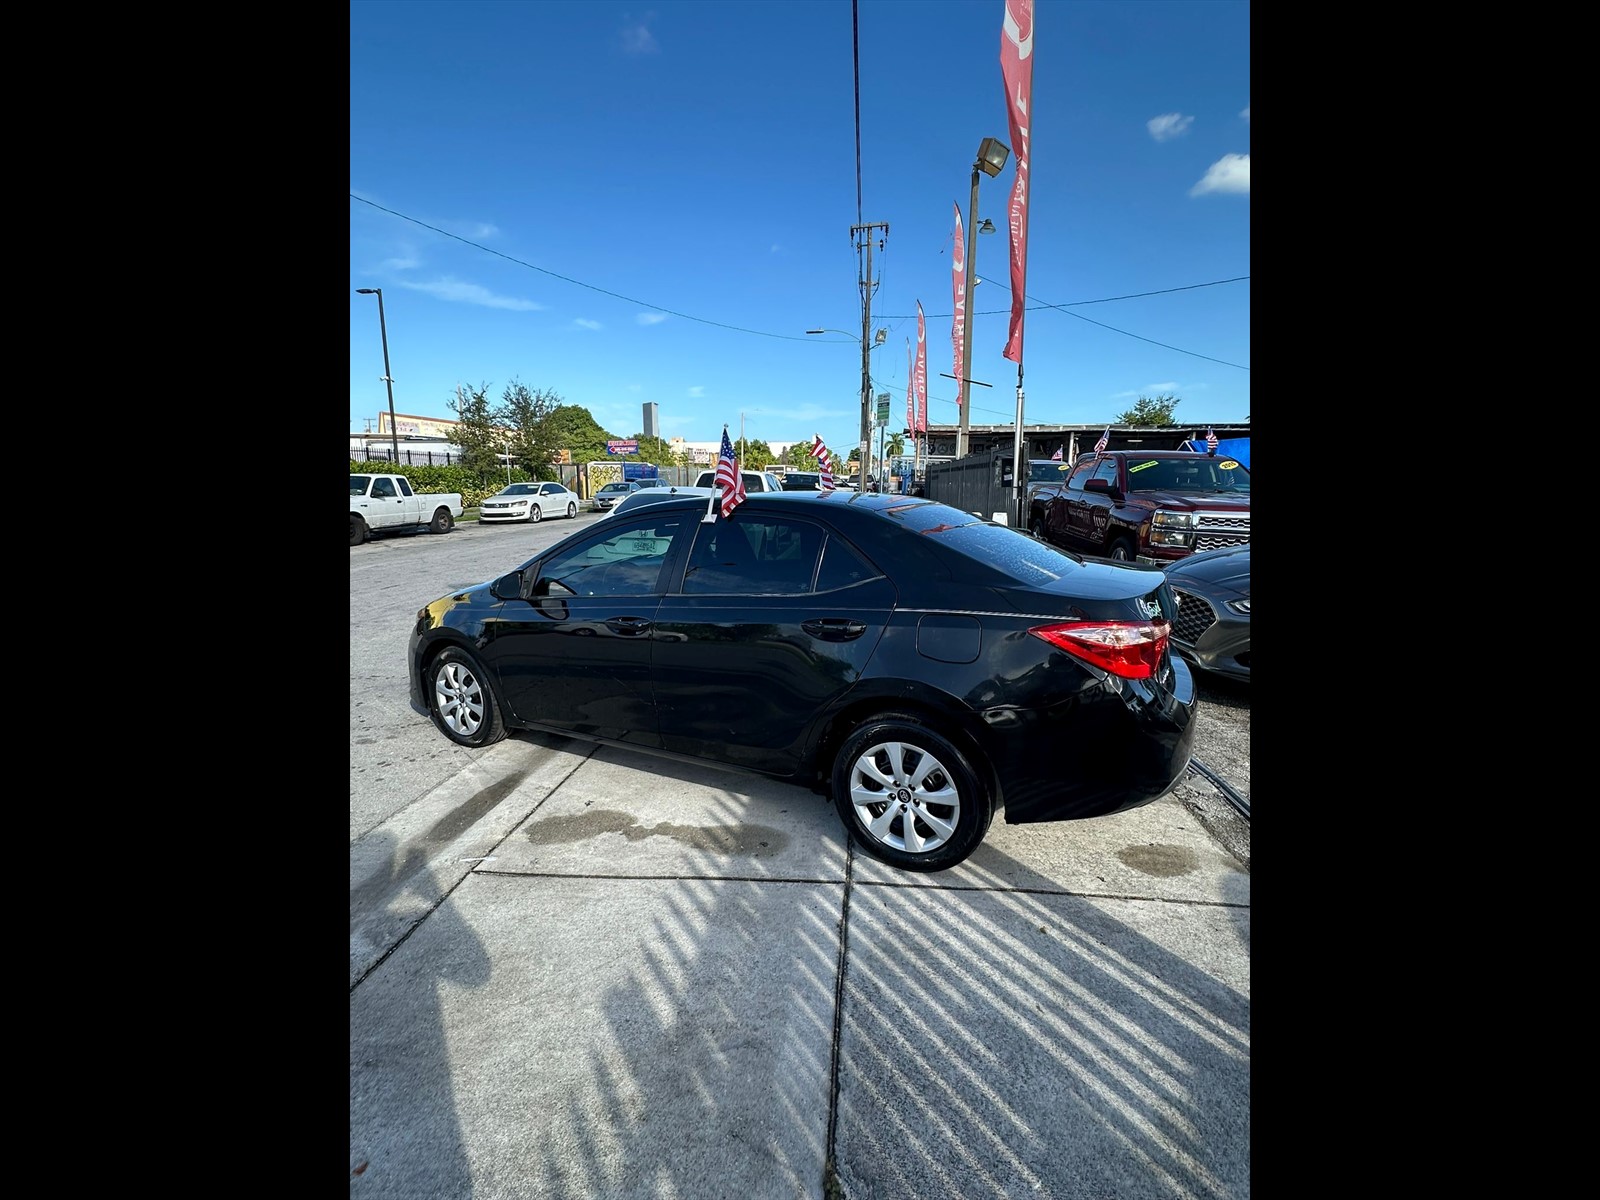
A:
566,502,577,519
350,515,368,547
530,505,542,523
425,646,508,748
1105,536,1135,562
429,508,454,535
831,715,993,872
1028,512,1046,538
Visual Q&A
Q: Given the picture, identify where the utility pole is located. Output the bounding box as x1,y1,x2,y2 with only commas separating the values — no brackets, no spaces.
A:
852,222,888,486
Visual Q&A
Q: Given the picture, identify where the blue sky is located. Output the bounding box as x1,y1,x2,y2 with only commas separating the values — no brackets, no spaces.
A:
350,0,1249,458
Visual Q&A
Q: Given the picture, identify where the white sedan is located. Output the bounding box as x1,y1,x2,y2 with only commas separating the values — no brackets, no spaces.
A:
478,481,580,524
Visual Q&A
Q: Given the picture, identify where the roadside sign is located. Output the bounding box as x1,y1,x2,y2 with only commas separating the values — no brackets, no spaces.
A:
875,393,890,423
606,439,639,455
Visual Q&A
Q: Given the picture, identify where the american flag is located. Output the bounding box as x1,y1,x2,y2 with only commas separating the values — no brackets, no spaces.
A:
1050,445,1063,461
715,427,747,517
811,434,836,490
1093,427,1110,455
1205,427,1218,452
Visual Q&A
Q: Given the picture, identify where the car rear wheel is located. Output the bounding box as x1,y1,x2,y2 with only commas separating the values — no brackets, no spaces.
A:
1105,536,1135,561
350,515,368,547
429,509,454,534
530,505,542,523
426,646,508,747
831,715,992,872
566,502,577,518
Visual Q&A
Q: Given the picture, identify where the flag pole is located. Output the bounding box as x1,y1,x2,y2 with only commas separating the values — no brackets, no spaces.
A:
1011,362,1025,526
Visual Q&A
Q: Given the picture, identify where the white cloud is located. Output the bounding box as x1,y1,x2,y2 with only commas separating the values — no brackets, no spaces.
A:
770,244,781,253
396,277,545,310
573,318,602,330
628,384,643,392
1147,112,1194,142
620,14,659,55
1239,105,1250,122
687,386,706,398
380,254,419,271
637,312,669,325
1190,153,1250,196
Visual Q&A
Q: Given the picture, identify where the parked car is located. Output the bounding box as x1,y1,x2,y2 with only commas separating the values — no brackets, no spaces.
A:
1163,544,1250,683
600,485,720,520
592,480,651,512
479,481,580,524
693,469,786,493
409,491,1197,873
781,471,827,491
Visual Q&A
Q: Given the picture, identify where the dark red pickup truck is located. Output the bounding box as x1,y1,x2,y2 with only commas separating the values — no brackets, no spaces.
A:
1026,449,1250,565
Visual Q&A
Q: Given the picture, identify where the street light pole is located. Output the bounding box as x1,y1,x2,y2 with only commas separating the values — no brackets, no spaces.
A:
356,288,400,465
955,138,1009,460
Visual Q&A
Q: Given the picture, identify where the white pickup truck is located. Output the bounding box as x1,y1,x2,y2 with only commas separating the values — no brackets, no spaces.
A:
350,473,464,546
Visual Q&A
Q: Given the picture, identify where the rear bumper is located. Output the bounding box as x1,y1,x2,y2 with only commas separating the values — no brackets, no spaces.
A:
994,656,1198,825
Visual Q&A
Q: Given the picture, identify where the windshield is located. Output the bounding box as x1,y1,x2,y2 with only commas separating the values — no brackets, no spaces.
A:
599,483,630,494
497,483,538,496
1125,457,1250,494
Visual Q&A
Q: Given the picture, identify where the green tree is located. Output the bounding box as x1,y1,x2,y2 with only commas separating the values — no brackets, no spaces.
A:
734,438,773,466
447,381,510,477
885,432,906,459
494,379,565,478
783,442,823,469
541,403,611,466
1114,394,1181,427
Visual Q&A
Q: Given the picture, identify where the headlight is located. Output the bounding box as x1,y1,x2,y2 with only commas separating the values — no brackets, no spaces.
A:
1226,598,1250,615
1148,510,1194,548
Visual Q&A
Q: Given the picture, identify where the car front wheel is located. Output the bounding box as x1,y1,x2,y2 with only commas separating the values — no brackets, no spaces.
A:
426,646,508,747
831,715,992,872
530,505,542,523
566,502,577,518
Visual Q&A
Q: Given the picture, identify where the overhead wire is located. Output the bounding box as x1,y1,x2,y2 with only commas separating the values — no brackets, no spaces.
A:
352,191,1247,367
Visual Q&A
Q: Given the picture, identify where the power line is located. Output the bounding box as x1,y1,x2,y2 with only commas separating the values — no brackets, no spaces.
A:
352,193,1246,367
890,274,1250,371
350,193,815,342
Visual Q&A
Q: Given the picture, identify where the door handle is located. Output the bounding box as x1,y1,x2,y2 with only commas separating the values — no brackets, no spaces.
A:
604,616,653,636
801,618,867,642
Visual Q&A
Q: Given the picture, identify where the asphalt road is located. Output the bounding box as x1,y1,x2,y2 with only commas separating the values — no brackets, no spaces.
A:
350,513,1250,1198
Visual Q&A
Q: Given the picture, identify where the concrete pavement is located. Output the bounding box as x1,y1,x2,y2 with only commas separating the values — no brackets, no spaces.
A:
350,733,1249,1199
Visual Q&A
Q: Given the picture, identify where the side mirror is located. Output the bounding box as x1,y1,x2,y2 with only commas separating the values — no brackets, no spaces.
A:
1085,479,1118,497
490,570,524,601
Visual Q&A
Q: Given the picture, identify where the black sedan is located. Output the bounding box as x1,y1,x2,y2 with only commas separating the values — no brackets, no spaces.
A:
408,491,1197,872
1163,545,1250,683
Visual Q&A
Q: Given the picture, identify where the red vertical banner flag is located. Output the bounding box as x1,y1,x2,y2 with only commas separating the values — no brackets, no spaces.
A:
951,204,966,405
914,301,928,432
1000,0,1034,363
906,339,915,435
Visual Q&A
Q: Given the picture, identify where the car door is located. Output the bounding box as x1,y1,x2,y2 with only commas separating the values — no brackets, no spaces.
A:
477,513,694,747
363,476,406,529
649,513,894,776
1075,455,1123,546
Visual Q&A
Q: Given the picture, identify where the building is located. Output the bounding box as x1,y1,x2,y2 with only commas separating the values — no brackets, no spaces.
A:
642,403,660,440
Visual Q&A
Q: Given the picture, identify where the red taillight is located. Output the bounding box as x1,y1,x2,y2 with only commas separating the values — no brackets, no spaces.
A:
1029,620,1170,680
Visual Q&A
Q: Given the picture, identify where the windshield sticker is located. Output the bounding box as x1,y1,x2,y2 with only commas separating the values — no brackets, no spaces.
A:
1219,460,1240,470
1128,460,1160,473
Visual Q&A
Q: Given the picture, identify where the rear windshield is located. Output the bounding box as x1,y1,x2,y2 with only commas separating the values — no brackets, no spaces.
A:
878,501,1085,584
